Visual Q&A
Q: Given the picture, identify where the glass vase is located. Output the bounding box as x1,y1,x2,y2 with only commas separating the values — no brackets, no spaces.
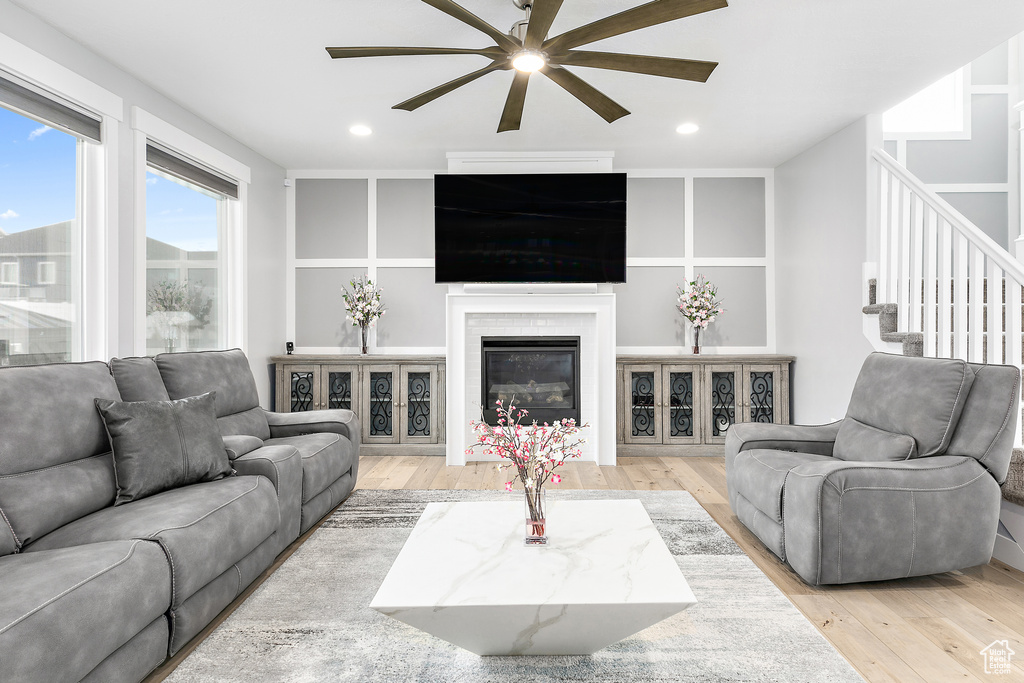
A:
360,326,368,355
692,326,700,355
524,486,547,546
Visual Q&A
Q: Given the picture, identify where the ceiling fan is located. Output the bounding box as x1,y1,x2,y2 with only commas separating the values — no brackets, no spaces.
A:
326,0,727,132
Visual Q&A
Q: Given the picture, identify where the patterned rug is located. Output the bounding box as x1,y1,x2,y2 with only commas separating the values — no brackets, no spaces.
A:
167,489,863,682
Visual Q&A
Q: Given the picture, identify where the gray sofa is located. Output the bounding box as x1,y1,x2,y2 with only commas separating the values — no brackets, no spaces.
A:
0,349,359,682
726,352,1019,585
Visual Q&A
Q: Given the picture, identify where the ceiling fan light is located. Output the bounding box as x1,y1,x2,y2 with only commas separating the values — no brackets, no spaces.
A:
512,50,546,73
349,124,373,136
676,122,700,135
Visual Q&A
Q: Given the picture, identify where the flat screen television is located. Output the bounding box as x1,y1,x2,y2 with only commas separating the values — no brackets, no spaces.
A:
434,172,627,283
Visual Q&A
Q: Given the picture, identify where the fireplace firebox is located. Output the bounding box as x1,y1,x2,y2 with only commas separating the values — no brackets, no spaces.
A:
481,336,581,426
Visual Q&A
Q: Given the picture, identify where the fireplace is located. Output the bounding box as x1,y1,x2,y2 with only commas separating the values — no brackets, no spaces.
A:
480,336,581,426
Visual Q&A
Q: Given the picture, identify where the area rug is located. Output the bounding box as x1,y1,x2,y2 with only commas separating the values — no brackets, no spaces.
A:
167,489,863,682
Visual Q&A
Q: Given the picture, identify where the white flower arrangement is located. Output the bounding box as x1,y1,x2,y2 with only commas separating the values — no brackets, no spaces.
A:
341,275,386,329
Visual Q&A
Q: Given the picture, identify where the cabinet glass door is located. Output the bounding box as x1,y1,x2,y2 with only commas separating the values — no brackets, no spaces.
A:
401,366,438,443
624,367,661,444
745,364,785,424
324,366,357,411
366,368,396,441
288,366,318,412
663,367,700,444
706,366,740,444
748,370,775,423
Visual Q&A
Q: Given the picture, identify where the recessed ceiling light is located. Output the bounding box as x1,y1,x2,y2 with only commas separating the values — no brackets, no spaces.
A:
512,50,546,73
676,122,700,135
349,124,373,136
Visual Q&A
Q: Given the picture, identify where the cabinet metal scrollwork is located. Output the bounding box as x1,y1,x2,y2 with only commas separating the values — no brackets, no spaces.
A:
710,371,736,437
369,372,393,436
290,371,314,412
328,372,352,410
749,372,774,423
630,372,656,437
407,372,431,437
669,372,694,438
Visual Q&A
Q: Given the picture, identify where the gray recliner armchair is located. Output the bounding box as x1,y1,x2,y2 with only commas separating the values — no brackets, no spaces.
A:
726,352,1020,585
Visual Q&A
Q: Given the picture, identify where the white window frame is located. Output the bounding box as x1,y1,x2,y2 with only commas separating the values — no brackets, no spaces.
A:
0,262,19,286
36,261,56,285
0,33,121,361
131,107,250,355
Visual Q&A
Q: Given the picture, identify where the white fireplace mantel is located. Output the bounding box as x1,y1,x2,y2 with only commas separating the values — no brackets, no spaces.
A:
445,286,617,467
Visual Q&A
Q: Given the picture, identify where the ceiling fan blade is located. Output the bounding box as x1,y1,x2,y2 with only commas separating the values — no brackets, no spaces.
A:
544,0,727,53
420,0,519,52
497,70,531,133
327,46,506,59
555,51,717,82
394,62,509,111
524,0,565,50
540,65,629,123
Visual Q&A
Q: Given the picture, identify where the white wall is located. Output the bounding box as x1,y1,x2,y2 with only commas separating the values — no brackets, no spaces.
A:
775,116,878,424
0,0,286,403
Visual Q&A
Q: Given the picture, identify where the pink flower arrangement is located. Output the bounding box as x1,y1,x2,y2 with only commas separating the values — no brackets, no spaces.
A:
468,399,588,496
676,275,724,330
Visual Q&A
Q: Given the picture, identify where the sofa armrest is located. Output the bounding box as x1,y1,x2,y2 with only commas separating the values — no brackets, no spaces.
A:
222,434,264,460
783,455,1001,584
233,445,302,548
725,421,841,469
264,409,359,444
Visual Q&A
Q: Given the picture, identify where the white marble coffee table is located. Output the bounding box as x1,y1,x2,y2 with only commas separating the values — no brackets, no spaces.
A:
370,499,696,655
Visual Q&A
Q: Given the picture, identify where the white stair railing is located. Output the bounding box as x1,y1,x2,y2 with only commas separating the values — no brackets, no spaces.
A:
873,148,1024,444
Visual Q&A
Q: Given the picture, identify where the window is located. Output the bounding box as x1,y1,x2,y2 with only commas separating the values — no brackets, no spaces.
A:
0,262,20,285
883,68,967,135
37,261,56,285
0,74,93,364
144,144,238,355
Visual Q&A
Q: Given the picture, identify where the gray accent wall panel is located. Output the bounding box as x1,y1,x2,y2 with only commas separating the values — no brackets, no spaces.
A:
295,267,364,347
614,267,688,346
938,192,1009,250
693,178,766,257
377,179,435,258
376,268,447,347
295,179,368,259
694,266,768,347
626,178,685,257
883,140,897,158
906,95,1009,184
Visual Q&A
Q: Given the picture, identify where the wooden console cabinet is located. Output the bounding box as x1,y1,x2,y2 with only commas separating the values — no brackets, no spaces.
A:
273,354,792,458
616,355,793,455
271,355,445,456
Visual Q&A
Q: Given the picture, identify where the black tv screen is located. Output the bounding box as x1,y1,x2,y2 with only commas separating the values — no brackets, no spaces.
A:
434,172,627,283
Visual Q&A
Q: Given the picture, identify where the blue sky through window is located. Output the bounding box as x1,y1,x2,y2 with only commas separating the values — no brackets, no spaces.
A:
146,171,218,253
0,106,76,233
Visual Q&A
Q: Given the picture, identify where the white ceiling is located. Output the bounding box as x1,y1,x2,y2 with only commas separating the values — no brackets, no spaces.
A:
15,0,1024,170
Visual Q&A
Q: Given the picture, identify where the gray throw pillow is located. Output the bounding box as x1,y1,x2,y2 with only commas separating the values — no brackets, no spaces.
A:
833,417,918,462
95,392,233,505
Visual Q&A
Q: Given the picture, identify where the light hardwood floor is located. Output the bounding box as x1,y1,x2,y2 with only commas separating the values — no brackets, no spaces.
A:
149,454,1024,682
358,455,1024,683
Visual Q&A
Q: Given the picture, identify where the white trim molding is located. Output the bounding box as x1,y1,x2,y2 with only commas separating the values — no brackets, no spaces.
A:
0,32,122,120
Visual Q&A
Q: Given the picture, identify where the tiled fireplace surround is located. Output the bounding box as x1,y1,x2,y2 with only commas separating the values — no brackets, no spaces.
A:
445,285,617,467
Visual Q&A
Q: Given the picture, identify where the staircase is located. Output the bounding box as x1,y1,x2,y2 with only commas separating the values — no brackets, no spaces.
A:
866,149,1024,570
